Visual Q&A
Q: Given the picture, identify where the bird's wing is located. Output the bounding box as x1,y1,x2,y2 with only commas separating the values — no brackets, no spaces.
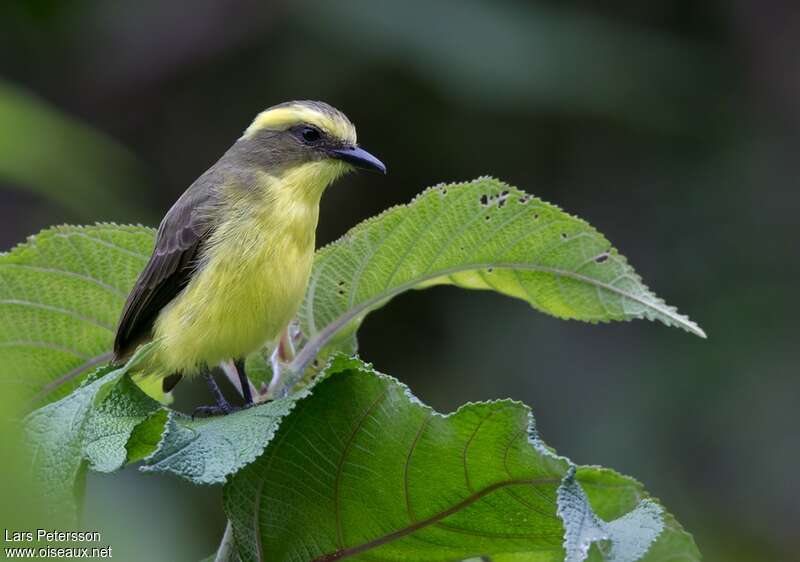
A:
113,183,217,360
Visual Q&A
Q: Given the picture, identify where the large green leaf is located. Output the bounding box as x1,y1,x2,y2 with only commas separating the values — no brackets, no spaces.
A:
290,177,703,379
24,344,154,524
83,373,162,473
0,223,153,405
1,179,703,402
23,350,304,489
223,356,698,562
139,390,308,485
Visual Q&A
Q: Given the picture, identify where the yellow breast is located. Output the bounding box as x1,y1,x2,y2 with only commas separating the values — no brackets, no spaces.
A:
150,160,346,377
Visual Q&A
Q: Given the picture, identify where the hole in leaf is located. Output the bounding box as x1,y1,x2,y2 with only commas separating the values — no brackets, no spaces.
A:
595,253,609,263
497,191,509,208
487,267,494,273
561,233,568,239
533,213,539,220
479,194,489,206
485,215,491,221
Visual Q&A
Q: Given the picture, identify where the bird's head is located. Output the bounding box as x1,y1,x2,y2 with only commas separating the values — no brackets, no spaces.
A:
235,101,386,183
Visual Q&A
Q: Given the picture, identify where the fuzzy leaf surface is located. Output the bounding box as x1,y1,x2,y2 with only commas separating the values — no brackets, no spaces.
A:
83,374,162,472
292,178,704,375
139,390,309,485
0,224,153,405
23,345,153,524
223,356,698,562
1,179,704,397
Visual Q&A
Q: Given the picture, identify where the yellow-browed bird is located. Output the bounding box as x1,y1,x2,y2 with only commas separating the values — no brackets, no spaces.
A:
113,101,385,414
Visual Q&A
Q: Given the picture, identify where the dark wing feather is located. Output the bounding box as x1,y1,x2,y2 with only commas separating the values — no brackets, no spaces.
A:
113,184,216,360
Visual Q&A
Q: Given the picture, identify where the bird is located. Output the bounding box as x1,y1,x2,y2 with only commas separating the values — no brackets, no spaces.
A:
113,100,386,414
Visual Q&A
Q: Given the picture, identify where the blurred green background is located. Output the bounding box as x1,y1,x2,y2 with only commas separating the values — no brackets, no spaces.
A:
1,1,796,561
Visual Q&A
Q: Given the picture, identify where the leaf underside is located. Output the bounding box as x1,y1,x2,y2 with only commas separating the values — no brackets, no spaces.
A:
139,389,308,485
0,224,153,405
23,344,154,524
224,356,699,562
292,178,704,376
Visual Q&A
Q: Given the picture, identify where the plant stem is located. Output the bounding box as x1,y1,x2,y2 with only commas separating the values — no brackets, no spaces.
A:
214,520,236,562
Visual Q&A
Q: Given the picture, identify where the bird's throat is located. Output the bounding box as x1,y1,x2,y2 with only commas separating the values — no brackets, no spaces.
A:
266,159,349,205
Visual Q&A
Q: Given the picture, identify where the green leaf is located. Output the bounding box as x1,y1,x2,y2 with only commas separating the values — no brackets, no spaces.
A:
2,179,704,400
633,512,700,562
575,466,700,562
132,371,176,405
223,356,698,562
125,408,170,465
0,223,154,405
23,344,153,523
292,178,704,377
83,374,162,473
24,364,120,523
138,389,309,485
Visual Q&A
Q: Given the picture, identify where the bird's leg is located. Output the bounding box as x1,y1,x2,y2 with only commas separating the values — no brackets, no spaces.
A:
235,358,254,405
219,359,256,405
193,371,234,418
205,371,232,411
195,362,258,417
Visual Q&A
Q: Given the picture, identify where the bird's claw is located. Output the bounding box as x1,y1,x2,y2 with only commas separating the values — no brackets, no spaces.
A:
192,401,254,419
192,404,229,419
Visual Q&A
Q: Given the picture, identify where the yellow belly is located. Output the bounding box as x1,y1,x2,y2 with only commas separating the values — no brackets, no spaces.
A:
151,232,313,376
146,159,344,377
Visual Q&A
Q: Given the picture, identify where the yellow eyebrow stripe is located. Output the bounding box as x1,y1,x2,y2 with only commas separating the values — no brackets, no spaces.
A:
243,104,357,144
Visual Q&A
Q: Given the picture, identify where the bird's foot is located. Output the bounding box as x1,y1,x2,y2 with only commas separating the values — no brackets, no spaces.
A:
192,404,228,418
193,370,255,418
192,400,254,419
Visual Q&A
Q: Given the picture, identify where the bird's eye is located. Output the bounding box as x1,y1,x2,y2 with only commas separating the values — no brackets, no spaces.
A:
300,126,322,144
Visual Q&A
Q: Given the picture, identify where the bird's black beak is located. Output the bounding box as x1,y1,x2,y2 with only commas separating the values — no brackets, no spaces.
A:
329,145,386,174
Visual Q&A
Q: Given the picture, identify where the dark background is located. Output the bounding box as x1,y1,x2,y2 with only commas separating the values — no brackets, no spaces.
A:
1,1,797,561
